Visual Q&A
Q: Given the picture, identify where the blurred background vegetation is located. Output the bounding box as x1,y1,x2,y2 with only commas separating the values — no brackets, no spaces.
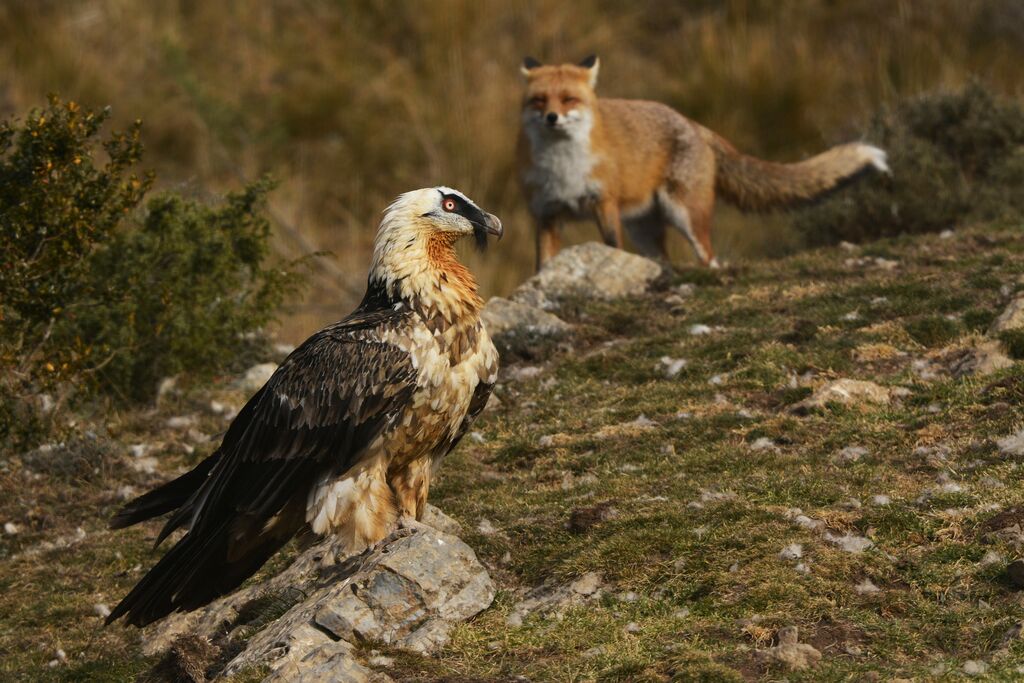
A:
2,0,1023,345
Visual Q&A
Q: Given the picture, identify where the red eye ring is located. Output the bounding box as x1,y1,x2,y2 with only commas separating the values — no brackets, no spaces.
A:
442,198,457,212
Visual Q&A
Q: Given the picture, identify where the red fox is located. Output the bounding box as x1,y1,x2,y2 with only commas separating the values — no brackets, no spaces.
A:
517,55,889,269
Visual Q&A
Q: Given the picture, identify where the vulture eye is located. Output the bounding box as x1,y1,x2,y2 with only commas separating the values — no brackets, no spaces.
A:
442,198,457,212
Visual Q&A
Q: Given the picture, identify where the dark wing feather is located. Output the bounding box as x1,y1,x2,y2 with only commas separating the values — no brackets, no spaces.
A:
107,309,417,626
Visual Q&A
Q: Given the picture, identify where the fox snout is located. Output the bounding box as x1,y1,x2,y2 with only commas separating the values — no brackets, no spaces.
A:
545,112,560,126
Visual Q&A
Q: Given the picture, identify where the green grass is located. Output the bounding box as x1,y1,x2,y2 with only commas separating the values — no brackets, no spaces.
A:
5,223,1024,680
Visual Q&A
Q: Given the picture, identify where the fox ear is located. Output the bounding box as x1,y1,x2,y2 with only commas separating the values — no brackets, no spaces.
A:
578,54,599,87
521,56,542,78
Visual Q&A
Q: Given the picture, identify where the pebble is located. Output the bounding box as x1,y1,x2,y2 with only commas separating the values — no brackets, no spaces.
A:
660,356,687,378
476,519,497,535
368,655,394,667
93,603,111,618
779,543,803,560
855,578,880,595
3,522,19,535
689,324,712,336
835,446,868,464
624,622,642,634
871,495,891,506
963,660,988,676
750,437,776,451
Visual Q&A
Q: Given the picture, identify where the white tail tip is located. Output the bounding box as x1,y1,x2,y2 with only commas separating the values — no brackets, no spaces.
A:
858,144,890,175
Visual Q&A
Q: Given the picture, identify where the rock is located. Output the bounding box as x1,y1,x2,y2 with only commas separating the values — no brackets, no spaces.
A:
513,242,662,304
946,340,1013,378
659,356,687,378
165,416,196,430
571,572,603,596
3,522,19,535
997,429,1024,457
624,622,642,634
237,362,278,394
688,323,712,336
476,518,497,535
963,660,989,676
92,603,111,619
855,578,880,595
991,295,1024,333
146,519,494,681
756,626,821,671
779,544,803,560
749,437,777,452
871,495,891,506
834,446,868,464
789,379,891,414
481,297,570,345
824,532,873,554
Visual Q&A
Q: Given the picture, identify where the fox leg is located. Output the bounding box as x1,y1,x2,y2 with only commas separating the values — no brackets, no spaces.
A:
624,211,668,260
536,215,561,270
658,187,718,267
594,199,624,250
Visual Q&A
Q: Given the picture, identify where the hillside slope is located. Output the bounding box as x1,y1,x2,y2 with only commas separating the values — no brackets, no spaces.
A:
4,224,1024,680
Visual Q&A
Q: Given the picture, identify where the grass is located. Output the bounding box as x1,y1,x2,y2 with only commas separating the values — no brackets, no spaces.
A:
4,222,1024,680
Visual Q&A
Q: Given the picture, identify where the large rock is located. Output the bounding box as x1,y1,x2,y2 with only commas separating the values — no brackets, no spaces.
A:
143,507,493,681
515,242,663,304
481,296,571,343
991,295,1024,333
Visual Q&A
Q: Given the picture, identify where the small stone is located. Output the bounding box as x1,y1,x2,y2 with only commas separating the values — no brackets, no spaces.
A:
871,495,891,506
855,578,880,595
538,435,555,447
481,297,571,342
571,572,603,596
368,655,394,667
749,437,776,451
980,551,1004,567
835,446,868,464
165,416,195,430
825,532,873,554
708,374,725,386
476,518,497,535
505,612,523,627
621,591,639,603
939,229,955,239
659,356,687,378
689,324,712,336
624,622,641,634
672,607,691,619
779,543,803,560
963,660,989,676
661,443,676,456
728,562,739,573
997,429,1024,457
990,295,1024,333
128,443,148,458
3,522,19,535
93,603,111,618
468,431,485,444
795,563,810,574
757,626,821,671
582,646,604,658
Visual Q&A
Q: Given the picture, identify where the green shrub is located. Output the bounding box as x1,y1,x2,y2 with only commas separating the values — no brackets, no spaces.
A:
998,330,1024,360
1,97,303,446
794,82,1024,245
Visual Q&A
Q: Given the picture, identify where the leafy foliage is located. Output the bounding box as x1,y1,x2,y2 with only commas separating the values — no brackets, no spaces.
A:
0,98,303,446
794,82,1024,244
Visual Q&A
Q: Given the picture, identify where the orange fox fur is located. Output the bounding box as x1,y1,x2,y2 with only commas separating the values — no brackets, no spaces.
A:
516,56,889,269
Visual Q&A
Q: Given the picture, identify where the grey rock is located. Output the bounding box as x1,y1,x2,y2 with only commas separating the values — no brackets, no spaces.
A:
481,297,570,343
991,295,1024,333
145,516,493,681
514,242,662,304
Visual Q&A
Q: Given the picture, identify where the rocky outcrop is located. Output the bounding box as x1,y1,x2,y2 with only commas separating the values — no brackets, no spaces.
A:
142,508,493,682
482,243,663,346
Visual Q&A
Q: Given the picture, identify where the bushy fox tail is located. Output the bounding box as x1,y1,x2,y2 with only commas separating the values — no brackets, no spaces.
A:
700,127,889,212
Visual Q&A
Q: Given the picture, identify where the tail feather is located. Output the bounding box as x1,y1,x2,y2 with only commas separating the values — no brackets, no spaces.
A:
106,517,292,627
701,127,888,212
109,452,221,531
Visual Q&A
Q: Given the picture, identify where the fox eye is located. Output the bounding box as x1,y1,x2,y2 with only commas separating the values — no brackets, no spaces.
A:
529,96,545,108
442,198,457,212
563,96,579,105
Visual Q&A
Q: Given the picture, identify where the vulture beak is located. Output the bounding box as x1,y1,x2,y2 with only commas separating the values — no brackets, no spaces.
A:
472,212,503,251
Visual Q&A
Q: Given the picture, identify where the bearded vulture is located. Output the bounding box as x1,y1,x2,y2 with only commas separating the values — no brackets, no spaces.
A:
106,187,502,626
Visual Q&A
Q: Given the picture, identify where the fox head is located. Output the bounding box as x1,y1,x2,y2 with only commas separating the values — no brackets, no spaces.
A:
520,55,599,138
